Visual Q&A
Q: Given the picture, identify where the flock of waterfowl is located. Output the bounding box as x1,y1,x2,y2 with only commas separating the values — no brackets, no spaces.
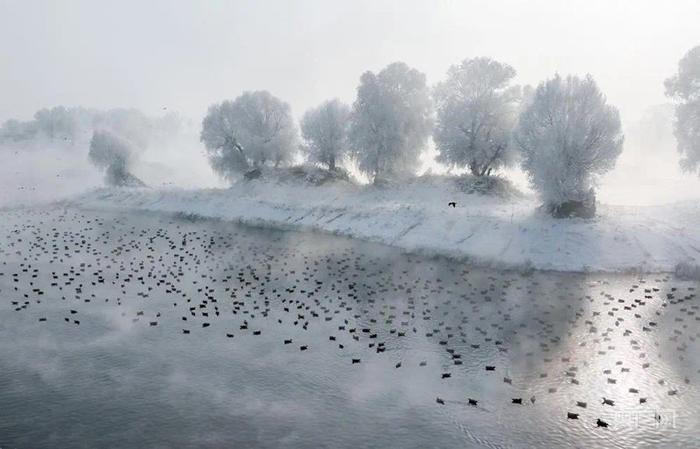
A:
1,207,698,435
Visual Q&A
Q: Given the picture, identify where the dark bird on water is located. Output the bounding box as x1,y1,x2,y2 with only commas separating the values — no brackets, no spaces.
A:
448,202,457,208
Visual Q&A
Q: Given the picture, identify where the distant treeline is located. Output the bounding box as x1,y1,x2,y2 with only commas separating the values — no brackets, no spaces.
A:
0,106,182,149
3,45,698,219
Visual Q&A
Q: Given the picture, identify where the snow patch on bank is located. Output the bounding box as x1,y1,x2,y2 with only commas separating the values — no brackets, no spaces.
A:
69,178,700,273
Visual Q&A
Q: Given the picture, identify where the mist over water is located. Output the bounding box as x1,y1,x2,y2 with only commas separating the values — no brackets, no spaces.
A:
0,208,698,448
0,118,221,208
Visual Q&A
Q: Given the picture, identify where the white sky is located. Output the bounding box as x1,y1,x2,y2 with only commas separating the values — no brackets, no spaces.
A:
3,0,699,123
2,0,700,203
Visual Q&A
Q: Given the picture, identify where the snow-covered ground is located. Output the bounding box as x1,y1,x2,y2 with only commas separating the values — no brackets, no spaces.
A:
67,176,700,274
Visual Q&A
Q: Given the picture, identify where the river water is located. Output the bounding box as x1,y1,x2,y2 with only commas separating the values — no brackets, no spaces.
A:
0,207,698,448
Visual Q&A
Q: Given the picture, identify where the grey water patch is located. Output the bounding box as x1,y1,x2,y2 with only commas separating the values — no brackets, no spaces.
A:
0,207,697,449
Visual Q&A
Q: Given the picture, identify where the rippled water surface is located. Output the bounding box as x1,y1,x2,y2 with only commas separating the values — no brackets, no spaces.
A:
0,207,698,448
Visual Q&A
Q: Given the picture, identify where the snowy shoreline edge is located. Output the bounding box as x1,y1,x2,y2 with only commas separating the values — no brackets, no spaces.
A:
64,182,700,275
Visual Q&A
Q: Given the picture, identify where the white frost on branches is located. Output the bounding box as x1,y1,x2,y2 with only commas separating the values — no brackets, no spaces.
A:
434,57,520,176
348,62,433,182
665,45,700,175
515,74,624,207
200,91,298,181
88,130,144,186
300,99,351,171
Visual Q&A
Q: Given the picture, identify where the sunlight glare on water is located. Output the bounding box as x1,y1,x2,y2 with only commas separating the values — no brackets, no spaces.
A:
0,207,698,449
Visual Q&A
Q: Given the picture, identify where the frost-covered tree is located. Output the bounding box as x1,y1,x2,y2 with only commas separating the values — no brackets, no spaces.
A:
434,57,520,176
0,119,37,143
300,99,351,171
665,46,700,175
33,106,78,141
519,85,535,113
93,108,153,150
200,91,298,181
628,104,674,157
0,106,161,148
515,74,623,217
88,130,145,186
348,62,433,182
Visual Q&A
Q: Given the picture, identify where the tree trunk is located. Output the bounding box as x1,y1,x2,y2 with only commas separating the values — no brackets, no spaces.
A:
329,156,335,171
231,141,250,170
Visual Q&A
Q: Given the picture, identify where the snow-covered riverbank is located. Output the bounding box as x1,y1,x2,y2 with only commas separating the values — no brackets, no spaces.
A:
69,177,700,273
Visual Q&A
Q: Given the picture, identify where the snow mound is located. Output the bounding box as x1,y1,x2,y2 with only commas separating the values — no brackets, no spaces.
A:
106,168,147,187
69,178,700,273
430,174,521,199
270,165,354,186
